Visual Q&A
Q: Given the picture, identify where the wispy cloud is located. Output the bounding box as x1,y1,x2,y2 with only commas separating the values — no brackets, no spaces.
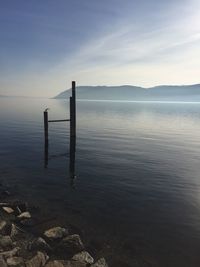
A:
0,0,200,96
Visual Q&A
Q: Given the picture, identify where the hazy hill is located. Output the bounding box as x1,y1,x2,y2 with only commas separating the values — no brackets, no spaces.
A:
54,84,200,101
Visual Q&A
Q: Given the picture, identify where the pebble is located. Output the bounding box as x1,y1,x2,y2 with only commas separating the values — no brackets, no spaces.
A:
61,261,86,267
45,260,65,267
72,251,94,264
10,224,19,237
17,212,31,220
44,227,68,240
26,251,49,267
2,207,14,214
0,235,13,249
0,247,20,259
7,256,25,267
91,258,109,267
0,220,7,234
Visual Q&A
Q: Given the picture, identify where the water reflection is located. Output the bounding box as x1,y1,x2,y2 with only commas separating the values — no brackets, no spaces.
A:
3,98,200,266
44,135,76,186
44,139,48,168
69,136,76,187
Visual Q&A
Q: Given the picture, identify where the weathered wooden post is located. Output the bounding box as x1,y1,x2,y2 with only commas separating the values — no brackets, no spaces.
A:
70,81,76,137
44,109,49,168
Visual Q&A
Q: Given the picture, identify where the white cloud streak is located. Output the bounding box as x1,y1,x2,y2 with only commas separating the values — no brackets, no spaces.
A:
1,0,200,96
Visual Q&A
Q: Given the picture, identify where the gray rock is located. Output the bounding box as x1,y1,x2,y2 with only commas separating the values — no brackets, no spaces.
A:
0,247,20,259
10,224,19,238
17,212,31,220
0,220,7,235
91,258,108,267
72,251,94,264
62,261,86,267
20,219,34,227
44,227,68,240
28,237,51,252
7,257,25,267
58,235,84,254
2,207,14,214
0,235,12,249
26,251,49,267
0,255,7,267
45,260,65,267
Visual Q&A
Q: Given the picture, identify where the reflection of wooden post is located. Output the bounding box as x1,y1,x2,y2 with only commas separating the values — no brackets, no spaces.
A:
69,136,76,181
70,81,76,137
44,140,48,168
44,110,48,145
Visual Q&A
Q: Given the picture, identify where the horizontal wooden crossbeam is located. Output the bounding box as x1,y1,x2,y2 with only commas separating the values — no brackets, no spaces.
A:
48,119,70,122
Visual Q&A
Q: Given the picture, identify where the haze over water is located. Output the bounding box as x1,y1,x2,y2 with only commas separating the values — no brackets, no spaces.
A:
1,97,200,266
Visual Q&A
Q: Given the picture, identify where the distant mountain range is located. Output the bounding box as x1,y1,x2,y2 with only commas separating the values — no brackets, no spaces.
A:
54,84,200,101
0,94,22,98
0,95,41,98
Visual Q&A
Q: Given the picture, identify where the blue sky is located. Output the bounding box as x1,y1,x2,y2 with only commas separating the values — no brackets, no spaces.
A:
0,0,200,96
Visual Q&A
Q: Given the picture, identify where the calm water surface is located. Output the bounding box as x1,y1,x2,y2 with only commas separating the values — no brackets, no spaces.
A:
1,97,200,266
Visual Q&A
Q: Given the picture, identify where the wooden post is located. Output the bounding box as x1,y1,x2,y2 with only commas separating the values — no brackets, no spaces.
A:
44,110,49,168
70,81,76,137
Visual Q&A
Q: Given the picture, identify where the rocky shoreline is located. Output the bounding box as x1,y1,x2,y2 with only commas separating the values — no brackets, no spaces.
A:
0,183,108,267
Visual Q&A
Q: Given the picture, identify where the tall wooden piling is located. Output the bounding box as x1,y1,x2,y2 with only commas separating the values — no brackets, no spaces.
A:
70,81,76,137
44,110,49,168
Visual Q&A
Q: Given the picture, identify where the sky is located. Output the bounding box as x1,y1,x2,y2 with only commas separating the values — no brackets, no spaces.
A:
0,0,200,97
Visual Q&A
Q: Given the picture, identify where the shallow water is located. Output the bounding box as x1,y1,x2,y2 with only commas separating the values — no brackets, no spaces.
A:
1,97,200,266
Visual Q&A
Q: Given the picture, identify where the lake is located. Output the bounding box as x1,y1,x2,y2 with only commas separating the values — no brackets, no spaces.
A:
1,97,200,266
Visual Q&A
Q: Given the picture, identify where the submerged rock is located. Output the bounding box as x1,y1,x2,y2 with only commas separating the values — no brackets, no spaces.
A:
26,251,49,267
0,235,13,249
19,219,34,227
0,190,10,198
91,258,108,267
72,251,94,264
58,234,84,254
28,237,51,252
44,227,68,240
7,256,25,267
